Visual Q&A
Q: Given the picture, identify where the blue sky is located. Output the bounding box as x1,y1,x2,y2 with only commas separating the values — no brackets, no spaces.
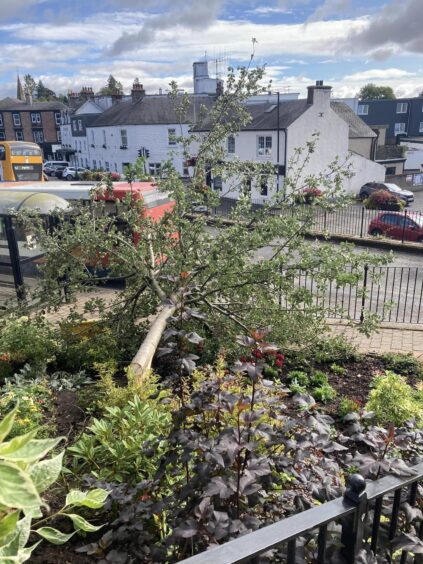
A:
0,0,422,99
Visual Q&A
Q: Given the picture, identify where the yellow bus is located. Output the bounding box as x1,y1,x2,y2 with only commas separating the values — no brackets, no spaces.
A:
0,141,44,182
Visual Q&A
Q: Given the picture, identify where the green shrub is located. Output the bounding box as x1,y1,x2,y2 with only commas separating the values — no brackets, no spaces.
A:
289,381,308,395
313,384,337,403
0,374,55,438
0,406,108,561
263,365,279,379
286,370,309,386
338,397,361,418
310,370,329,387
330,363,346,376
0,316,59,369
312,336,359,364
69,394,171,483
381,353,423,379
366,371,422,426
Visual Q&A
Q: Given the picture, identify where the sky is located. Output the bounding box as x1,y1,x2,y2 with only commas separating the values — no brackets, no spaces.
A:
0,0,422,100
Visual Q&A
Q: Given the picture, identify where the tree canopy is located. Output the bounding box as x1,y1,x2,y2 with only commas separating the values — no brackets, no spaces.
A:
99,74,124,95
358,83,396,100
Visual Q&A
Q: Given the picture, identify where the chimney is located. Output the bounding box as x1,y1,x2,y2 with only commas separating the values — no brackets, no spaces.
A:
307,80,332,108
111,89,123,104
131,82,146,103
79,86,94,102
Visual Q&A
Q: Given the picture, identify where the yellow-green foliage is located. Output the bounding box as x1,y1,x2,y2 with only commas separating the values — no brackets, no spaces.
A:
366,371,422,426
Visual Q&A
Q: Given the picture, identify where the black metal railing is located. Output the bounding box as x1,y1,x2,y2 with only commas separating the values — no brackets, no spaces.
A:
180,462,423,564
280,265,423,324
212,199,423,245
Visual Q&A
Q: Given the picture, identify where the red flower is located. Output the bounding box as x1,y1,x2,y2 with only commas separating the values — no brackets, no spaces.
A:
275,359,284,368
252,349,263,359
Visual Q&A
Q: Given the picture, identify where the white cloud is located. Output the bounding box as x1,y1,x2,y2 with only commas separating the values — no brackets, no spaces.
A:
344,68,416,81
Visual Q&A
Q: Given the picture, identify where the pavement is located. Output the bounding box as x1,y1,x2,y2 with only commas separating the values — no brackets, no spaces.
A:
329,319,423,359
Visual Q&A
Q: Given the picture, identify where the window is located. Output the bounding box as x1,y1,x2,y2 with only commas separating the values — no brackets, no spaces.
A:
244,176,252,194
381,214,400,226
419,122,423,133
12,113,21,127
72,121,77,132
56,129,61,142
98,160,102,169
91,130,95,145
33,130,44,143
31,113,41,125
396,102,408,114
394,122,406,135
257,135,272,156
92,159,97,169
149,163,161,176
102,130,106,146
105,161,110,172
358,104,369,115
183,165,189,177
0,131,5,141
78,119,83,131
386,166,396,175
227,135,235,153
213,175,222,191
168,128,176,145
122,162,130,173
260,179,268,196
15,130,24,141
120,129,127,147
114,163,118,172
85,158,89,168
0,114,3,126
55,113,61,126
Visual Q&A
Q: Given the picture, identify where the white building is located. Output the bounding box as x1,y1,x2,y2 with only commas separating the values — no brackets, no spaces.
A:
195,82,385,200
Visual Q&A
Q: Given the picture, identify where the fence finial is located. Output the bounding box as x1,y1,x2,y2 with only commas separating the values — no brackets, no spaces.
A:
344,473,366,505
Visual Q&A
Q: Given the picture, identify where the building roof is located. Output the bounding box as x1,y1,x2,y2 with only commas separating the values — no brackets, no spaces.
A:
90,95,215,127
0,97,67,111
330,101,377,138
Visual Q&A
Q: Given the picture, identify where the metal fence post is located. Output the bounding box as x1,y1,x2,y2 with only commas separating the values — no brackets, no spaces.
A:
360,207,365,238
359,264,368,324
401,209,407,244
340,474,367,563
4,216,25,302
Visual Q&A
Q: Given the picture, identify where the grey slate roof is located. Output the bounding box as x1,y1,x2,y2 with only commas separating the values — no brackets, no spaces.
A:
90,95,215,127
0,97,66,111
330,101,376,138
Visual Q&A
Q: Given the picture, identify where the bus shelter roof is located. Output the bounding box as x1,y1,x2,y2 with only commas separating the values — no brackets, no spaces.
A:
0,190,69,215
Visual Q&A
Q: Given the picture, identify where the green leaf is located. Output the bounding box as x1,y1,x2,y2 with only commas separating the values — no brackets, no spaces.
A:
15,517,31,551
66,514,104,533
0,462,41,510
35,527,75,545
0,513,19,547
0,438,64,464
0,431,38,458
65,488,108,509
18,542,42,562
0,408,17,444
29,452,64,493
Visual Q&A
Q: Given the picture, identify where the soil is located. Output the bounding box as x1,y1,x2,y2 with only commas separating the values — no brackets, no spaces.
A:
54,389,88,442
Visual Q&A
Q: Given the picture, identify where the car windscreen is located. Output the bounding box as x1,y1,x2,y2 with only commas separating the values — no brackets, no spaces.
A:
384,184,402,193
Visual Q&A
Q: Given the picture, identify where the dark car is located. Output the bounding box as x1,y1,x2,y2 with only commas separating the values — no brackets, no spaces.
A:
43,161,69,177
359,182,414,206
368,211,423,242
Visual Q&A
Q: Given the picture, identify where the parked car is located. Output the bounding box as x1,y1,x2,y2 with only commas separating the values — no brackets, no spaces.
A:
368,211,423,242
359,182,414,206
43,161,69,177
62,166,88,181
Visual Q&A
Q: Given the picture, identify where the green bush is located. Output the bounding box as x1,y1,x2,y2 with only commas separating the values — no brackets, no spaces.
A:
289,381,308,395
69,394,171,483
310,370,329,387
311,336,359,364
0,406,108,561
381,353,423,379
330,363,346,376
0,374,55,438
286,370,309,386
366,371,422,426
313,384,337,403
0,316,59,369
338,396,361,418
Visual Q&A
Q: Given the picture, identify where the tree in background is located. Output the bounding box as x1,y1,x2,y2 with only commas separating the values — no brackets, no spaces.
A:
23,74,37,99
99,75,124,95
36,79,57,101
358,83,396,100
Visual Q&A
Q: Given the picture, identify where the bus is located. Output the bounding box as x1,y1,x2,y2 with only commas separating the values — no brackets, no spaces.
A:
0,141,44,182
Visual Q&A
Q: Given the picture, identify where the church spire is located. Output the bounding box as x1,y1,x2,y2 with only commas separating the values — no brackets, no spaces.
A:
17,74,25,101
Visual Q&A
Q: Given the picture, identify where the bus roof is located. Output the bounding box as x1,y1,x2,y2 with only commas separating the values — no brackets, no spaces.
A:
0,181,172,209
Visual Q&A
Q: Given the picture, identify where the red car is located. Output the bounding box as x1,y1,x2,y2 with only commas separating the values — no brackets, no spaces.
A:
368,211,423,243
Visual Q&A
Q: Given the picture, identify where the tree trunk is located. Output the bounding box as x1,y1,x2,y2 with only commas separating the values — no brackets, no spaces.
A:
129,300,178,386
